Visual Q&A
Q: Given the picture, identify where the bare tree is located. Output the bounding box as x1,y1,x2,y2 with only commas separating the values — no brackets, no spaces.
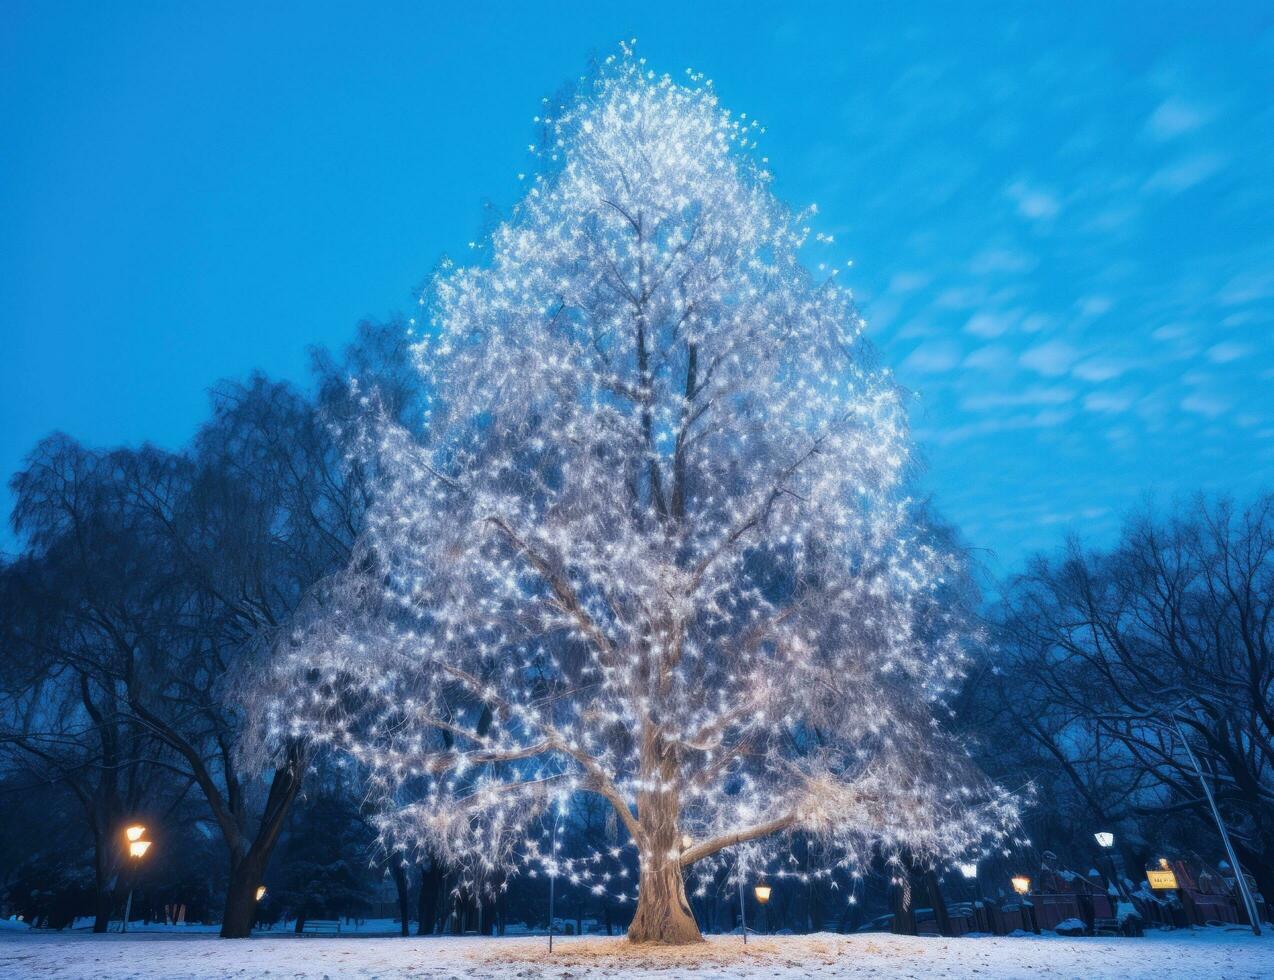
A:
996,495,1274,906
2,448,185,931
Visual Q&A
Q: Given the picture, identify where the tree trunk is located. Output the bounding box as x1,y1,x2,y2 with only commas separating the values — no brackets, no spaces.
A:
925,869,953,937
219,749,303,939
629,858,702,944
91,833,112,934
626,730,702,945
221,853,268,939
1235,838,1274,914
416,861,440,936
891,873,916,935
390,862,411,936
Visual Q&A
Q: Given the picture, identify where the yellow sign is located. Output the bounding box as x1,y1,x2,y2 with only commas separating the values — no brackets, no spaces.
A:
1147,869,1179,890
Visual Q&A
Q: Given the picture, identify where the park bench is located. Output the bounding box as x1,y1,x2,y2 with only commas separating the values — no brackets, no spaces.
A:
300,919,342,935
1085,891,1122,935
913,901,977,937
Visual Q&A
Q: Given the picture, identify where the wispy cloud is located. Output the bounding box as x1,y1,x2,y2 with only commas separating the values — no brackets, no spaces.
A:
964,311,1016,338
1181,393,1233,418
1207,341,1252,364
1144,152,1226,193
1006,179,1061,221
962,385,1076,411
1020,341,1080,376
1146,96,1214,140
901,341,963,374
1083,391,1135,413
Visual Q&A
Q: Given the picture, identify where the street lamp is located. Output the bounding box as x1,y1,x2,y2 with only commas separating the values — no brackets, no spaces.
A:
1094,831,1129,899
121,825,152,933
255,886,267,902
959,862,986,931
1011,876,1038,935
753,882,771,935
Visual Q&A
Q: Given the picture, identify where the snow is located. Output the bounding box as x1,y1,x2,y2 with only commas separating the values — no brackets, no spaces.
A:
63,917,415,936
1,928,1271,978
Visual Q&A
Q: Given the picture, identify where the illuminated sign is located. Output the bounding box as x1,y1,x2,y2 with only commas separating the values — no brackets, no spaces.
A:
1146,869,1179,890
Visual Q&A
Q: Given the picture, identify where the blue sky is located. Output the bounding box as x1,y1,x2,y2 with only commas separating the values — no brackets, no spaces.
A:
3,2,1272,572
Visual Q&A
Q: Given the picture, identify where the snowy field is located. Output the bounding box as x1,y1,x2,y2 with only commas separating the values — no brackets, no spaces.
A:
2,928,1272,979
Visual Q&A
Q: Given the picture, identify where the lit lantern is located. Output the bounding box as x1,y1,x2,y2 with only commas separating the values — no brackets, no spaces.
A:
1011,875,1031,896
120,824,153,934
754,883,772,905
1094,832,1114,849
256,886,267,902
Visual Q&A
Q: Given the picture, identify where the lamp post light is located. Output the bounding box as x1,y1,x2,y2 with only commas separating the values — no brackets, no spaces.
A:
255,886,267,902
1094,832,1129,899
753,882,771,935
958,862,985,932
1011,875,1039,934
121,825,152,933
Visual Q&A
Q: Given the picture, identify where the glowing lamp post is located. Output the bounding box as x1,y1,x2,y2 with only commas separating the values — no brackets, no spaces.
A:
958,856,978,907
255,886,267,902
1094,831,1129,898
1011,876,1038,934
121,825,152,933
959,862,986,931
754,882,771,935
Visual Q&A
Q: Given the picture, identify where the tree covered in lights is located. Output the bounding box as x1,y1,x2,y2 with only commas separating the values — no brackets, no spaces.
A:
267,47,1018,945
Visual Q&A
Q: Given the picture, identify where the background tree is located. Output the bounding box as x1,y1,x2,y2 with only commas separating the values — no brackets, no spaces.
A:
0,320,419,936
268,53,1017,945
993,495,1274,906
0,450,190,932
274,791,375,933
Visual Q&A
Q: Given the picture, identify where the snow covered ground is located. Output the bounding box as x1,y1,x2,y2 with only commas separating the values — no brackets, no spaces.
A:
1,928,1271,978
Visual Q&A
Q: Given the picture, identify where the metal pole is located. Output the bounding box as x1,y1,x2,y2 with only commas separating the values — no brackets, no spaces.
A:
737,858,747,945
1173,717,1262,936
122,888,133,934
1109,850,1130,901
548,808,559,952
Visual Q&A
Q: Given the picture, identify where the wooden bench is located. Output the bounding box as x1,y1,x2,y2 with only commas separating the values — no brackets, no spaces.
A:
300,919,342,935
